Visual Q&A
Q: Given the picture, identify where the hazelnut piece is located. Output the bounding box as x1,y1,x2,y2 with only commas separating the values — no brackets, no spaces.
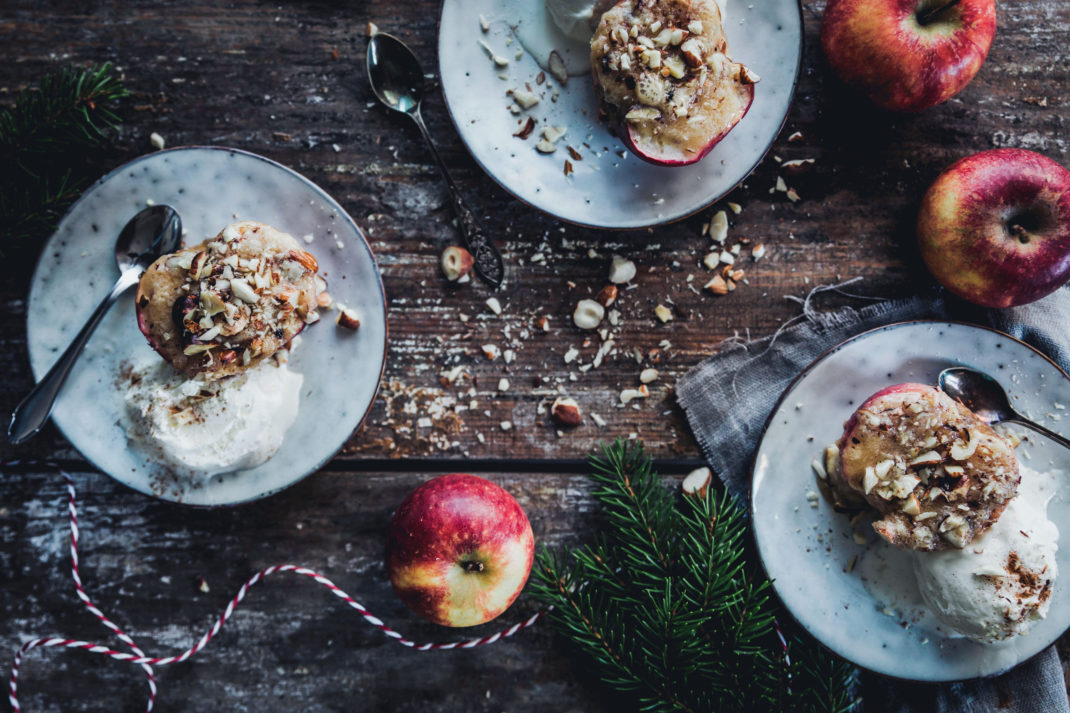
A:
596,285,618,307
441,246,474,281
551,397,582,427
573,299,605,330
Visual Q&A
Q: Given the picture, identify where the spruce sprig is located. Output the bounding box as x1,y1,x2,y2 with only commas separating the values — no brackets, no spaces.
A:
530,440,858,713
0,63,127,247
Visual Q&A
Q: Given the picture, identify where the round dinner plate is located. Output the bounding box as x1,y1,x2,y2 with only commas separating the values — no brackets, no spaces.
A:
26,147,387,506
437,0,802,229
751,321,1070,681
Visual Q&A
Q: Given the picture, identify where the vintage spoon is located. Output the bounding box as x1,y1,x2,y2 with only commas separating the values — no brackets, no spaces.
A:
939,366,1070,450
8,205,182,444
366,32,505,289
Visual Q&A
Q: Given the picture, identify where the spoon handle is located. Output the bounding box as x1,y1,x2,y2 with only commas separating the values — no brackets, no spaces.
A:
8,270,139,444
1008,417,1070,452
410,110,504,289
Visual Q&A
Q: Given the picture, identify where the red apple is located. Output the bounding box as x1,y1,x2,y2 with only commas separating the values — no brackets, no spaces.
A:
386,474,534,628
918,148,1070,308
590,0,757,166
820,0,996,112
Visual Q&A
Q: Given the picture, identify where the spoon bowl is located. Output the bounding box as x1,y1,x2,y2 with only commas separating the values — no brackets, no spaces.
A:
116,204,183,273
8,205,182,444
366,33,424,114
939,366,1070,451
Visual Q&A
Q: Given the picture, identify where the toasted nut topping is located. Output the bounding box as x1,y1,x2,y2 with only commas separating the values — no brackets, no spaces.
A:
288,249,319,273
950,432,980,461
625,106,661,122
909,450,942,466
189,251,211,280
680,38,703,67
230,278,259,304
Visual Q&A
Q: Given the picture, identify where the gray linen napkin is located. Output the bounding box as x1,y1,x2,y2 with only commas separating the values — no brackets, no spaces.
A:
675,285,1070,713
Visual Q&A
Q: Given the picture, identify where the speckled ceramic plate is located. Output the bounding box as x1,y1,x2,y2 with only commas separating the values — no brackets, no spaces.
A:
751,321,1070,681
437,0,802,229
26,147,387,506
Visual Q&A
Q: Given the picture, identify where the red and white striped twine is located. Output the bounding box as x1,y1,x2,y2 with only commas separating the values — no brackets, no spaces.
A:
5,463,546,713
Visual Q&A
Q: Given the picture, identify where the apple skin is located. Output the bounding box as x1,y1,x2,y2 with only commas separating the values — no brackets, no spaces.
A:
386,474,535,628
620,87,755,167
820,0,996,112
918,148,1070,308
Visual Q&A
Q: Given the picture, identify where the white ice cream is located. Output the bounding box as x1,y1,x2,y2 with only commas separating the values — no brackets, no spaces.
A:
546,0,601,43
124,357,303,478
912,466,1059,643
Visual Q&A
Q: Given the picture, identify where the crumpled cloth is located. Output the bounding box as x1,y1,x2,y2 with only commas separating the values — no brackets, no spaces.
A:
676,284,1070,713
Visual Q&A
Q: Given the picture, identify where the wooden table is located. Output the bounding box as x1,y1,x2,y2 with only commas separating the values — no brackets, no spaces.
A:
2,1,1068,710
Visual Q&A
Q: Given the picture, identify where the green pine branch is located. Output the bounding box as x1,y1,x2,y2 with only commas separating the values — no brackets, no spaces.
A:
530,440,858,713
0,62,127,247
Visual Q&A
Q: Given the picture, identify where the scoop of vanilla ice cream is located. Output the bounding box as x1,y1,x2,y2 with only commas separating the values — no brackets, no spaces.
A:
912,466,1058,643
124,358,303,478
546,0,602,43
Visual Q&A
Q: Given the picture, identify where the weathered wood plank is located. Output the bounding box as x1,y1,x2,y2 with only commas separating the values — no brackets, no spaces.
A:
3,0,1065,463
0,468,608,713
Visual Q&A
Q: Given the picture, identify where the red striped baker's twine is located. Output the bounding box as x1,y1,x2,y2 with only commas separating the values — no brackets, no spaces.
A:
6,464,546,713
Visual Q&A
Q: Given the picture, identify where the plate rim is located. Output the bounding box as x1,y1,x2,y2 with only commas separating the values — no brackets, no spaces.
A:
435,0,805,231
748,318,1070,682
25,144,390,507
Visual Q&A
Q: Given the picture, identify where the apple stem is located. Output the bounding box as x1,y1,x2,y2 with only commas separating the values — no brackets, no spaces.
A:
463,560,485,573
917,0,960,25
1010,224,1034,244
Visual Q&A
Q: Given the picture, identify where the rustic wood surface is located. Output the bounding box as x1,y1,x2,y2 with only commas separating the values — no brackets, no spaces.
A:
1,0,1069,710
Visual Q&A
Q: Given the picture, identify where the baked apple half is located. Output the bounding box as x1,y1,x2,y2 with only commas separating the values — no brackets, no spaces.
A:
590,0,758,166
837,383,1020,551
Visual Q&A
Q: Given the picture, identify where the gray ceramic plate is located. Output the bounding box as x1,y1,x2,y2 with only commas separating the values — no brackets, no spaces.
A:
752,321,1070,681
437,0,802,229
26,147,387,506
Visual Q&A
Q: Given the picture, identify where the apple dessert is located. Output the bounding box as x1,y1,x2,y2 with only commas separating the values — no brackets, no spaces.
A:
136,221,322,378
833,383,1019,551
590,0,757,166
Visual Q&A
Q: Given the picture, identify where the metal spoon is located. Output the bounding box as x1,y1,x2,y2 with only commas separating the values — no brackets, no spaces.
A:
8,205,182,444
366,32,505,289
938,367,1070,450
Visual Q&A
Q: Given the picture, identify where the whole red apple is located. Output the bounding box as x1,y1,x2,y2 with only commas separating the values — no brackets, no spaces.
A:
820,0,996,112
386,474,534,627
918,148,1070,309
